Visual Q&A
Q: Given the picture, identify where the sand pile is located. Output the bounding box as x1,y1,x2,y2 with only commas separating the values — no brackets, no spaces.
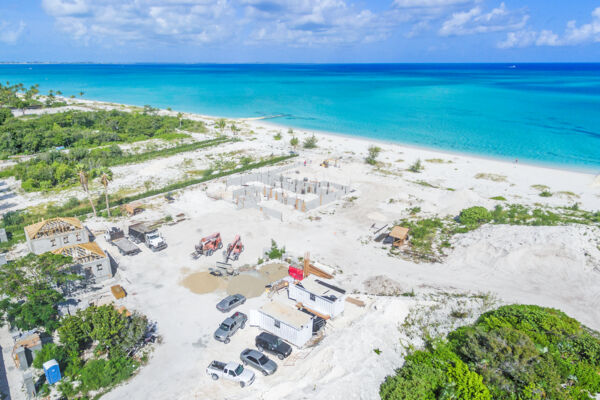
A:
181,263,288,298
180,271,226,294
226,263,288,298
363,275,403,296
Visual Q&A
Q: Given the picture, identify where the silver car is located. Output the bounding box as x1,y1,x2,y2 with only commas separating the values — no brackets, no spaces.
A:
240,348,278,376
216,294,246,313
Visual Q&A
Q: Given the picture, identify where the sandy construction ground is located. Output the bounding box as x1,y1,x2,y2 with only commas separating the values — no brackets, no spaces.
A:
1,100,600,400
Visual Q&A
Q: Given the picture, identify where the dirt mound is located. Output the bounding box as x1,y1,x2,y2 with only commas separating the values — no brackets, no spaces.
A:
363,275,403,296
181,263,288,298
181,271,226,294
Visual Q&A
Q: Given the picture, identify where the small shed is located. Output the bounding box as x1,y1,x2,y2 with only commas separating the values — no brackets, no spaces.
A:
288,276,346,318
123,202,144,216
249,301,313,348
388,226,409,247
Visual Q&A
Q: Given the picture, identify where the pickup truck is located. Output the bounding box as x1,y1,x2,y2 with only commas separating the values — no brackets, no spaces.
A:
206,361,255,388
214,312,247,344
128,223,167,252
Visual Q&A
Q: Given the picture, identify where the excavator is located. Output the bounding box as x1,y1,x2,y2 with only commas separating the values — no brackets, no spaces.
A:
192,232,222,258
223,235,244,262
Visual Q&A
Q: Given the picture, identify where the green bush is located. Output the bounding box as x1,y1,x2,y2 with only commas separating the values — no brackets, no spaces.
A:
33,343,69,369
366,145,382,165
381,305,600,400
458,206,492,227
303,134,318,149
79,357,138,392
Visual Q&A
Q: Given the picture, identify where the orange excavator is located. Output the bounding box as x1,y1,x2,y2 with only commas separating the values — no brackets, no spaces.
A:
223,235,244,262
192,232,223,258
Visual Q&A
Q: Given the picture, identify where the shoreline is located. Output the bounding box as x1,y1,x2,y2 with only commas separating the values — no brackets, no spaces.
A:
253,117,600,176
19,96,599,179
70,96,599,176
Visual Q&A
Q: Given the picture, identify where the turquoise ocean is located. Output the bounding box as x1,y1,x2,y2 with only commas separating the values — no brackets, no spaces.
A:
1,63,599,171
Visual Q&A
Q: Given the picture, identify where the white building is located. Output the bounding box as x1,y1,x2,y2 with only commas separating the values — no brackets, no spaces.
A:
249,301,313,348
288,276,346,318
24,217,89,255
52,242,112,281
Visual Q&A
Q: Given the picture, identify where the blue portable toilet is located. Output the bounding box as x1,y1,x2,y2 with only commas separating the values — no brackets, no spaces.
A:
43,359,61,385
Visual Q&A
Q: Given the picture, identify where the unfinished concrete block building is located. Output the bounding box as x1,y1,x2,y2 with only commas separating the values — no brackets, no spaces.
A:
52,241,112,281
24,217,89,255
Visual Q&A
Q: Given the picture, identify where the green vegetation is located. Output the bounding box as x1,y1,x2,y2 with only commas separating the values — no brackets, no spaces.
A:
32,305,147,398
366,145,382,165
0,253,78,332
540,190,553,197
290,136,299,148
0,154,297,249
408,159,424,173
380,305,600,400
267,239,286,260
274,132,282,140
303,134,318,149
489,196,507,201
0,249,149,398
474,173,507,182
0,109,206,157
458,204,600,231
1,137,229,192
392,204,599,262
0,82,63,111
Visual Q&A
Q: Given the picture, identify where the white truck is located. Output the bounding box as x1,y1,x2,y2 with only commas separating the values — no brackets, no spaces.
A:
128,223,167,252
206,361,255,388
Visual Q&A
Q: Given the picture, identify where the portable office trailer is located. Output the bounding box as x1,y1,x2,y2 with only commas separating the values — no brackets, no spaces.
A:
249,301,313,348
288,276,346,318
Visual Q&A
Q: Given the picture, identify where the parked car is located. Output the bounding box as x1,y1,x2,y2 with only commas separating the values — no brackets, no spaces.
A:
240,348,278,376
214,312,247,344
206,361,255,388
255,332,292,360
216,294,246,313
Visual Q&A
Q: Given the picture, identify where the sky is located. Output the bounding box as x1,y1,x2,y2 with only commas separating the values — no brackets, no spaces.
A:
0,0,599,63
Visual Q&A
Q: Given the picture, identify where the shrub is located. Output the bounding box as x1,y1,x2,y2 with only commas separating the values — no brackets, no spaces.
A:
381,305,600,400
366,145,382,165
274,132,282,140
290,136,299,148
303,134,318,149
267,239,285,260
408,159,424,173
458,207,492,227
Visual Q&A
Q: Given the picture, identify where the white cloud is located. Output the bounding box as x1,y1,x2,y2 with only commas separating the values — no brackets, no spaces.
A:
41,0,390,47
241,0,390,46
439,2,528,36
499,6,600,48
42,0,235,45
0,20,26,45
393,0,475,8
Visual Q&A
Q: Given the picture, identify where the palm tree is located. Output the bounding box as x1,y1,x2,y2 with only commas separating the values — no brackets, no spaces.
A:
177,112,183,128
216,119,226,135
78,169,97,217
79,91,85,97
100,172,111,217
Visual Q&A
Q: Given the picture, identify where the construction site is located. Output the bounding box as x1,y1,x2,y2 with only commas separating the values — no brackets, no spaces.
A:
225,162,353,221
1,105,599,400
